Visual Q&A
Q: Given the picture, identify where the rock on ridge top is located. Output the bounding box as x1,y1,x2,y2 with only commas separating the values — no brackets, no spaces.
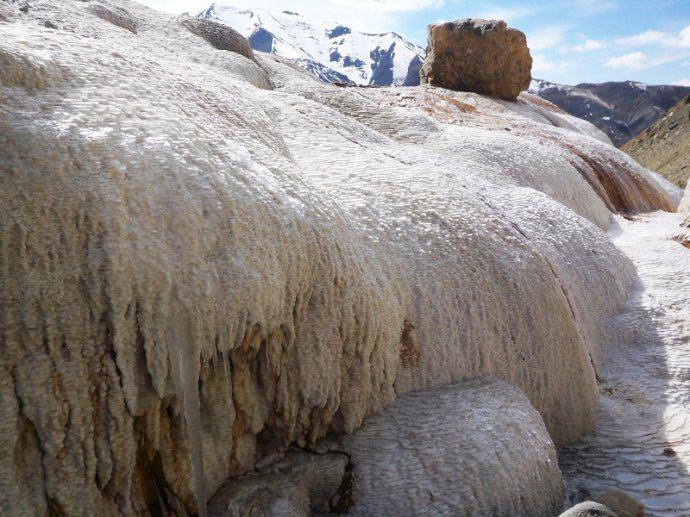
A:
420,17,532,101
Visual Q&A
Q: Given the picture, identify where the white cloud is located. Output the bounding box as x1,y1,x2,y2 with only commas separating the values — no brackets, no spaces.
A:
674,78,690,86
617,25,690,49
679,26,690,48
617,30,670,47
532,54,555,72
532,54,572,73
527,26,570,52
605,51,647,70
571,39,607,52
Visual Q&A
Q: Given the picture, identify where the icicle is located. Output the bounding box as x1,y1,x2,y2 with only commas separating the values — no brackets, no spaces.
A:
166,296,207,517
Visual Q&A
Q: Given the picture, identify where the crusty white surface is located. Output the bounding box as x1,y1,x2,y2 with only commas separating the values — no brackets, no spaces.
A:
0,0,679,514
342,379,564,516
561,212,690,516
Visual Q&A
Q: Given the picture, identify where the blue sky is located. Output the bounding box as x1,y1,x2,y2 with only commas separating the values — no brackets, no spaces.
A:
141,0,690,86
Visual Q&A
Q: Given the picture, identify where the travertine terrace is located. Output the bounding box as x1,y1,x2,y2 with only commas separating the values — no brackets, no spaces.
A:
0,1,685,514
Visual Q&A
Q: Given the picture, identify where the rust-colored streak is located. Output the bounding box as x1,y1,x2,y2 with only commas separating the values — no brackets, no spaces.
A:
672,235,690,249
438,94,478,113
399,320,419,368
564,145,676,215
523,94,568,115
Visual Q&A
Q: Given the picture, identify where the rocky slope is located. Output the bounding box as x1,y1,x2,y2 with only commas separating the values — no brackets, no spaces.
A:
197,3,424,86
530,79,690,147
0,1,683,515
622,95,690,188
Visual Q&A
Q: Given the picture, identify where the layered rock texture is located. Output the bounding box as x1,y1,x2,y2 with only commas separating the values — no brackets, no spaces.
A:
0,1,681,515
341,380,564,515
420,19,532,101
622,95,690,188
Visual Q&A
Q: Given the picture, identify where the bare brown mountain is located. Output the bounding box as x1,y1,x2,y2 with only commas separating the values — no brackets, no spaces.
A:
531,80,690,147
622,95,690,188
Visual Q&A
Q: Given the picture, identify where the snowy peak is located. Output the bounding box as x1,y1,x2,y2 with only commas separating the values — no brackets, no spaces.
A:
197,4,424,86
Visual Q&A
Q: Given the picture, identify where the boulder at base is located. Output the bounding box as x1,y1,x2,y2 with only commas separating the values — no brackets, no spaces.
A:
420,19,532,101
340,379,564,515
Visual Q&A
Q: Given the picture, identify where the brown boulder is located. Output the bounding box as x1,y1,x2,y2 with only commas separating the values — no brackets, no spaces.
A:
420,19,532,101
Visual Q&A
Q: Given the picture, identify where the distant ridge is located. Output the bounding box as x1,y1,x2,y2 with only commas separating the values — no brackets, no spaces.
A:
530,79,690,147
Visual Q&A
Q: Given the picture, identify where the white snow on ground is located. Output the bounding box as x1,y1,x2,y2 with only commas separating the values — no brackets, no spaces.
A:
561,211,690,516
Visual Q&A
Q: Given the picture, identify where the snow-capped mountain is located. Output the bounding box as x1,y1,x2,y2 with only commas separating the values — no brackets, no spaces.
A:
197,4,424,86
530,79,690,146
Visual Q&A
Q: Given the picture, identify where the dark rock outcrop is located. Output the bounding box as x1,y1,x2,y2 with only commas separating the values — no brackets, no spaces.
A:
532,79,690,147
180,17,254,61
402,54,423,87
247,27,274,53
369,44,395,86
420,19,532,101
295,59,354,85
327,25,351,38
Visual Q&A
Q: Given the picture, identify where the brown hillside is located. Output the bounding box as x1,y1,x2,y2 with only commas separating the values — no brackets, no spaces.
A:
623,95,690,188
